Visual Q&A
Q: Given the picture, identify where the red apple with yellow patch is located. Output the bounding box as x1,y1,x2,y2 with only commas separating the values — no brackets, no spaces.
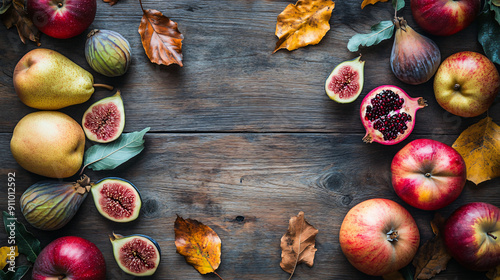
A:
339,198,420,276
434,51,500,117
392,138,466,210
444,202,500,271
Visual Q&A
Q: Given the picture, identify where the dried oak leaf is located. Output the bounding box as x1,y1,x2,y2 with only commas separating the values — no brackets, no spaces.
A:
1,0,40,45
274,0,335,53
102,0,118,6
138,8,183,66
280,211,318,278
452,117,500,185
174,215,222,275
487,265,500,280
361,0,389,9
413,213,452,279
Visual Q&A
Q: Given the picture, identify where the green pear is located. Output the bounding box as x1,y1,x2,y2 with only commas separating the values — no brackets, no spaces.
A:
10,111,86,178
13,48,112,110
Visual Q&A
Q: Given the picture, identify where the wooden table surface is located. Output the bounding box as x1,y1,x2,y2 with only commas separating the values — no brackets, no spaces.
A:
1,0,499,279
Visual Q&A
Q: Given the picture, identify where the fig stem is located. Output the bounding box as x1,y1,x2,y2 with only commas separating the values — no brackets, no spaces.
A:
488,232,497,240
93,83,114,91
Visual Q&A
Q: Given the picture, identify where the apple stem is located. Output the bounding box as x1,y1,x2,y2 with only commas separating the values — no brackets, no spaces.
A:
387,229,399,242
93,83,114,91
488,232,497,240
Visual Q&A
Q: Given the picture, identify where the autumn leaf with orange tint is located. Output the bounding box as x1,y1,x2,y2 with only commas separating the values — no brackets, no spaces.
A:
452,117,500,185
174,215,223,278
412,213,451,279
102,0,118,6
361,0,389,9
280,211,318,279
138,0,183,66
1,0,40,45
274,0,335,53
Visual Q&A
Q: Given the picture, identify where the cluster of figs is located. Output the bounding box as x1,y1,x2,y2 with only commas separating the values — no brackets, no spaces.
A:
15,30,161,277
325,16,442,146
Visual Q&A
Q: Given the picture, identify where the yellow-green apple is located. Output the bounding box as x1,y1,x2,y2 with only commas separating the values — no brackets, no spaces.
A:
32,236,106,280
339,198,420,276
10,111,85,178
392,139,466,211
411,0,481,36
444,202,500,271
27,0,96,39
434,51,500,117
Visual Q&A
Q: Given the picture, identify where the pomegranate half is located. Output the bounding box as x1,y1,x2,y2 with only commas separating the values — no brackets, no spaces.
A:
360,85,427,145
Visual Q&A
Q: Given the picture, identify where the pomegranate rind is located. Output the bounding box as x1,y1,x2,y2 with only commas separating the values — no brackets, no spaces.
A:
82,90,125,143
90,177,142,223
360,85,427,145
110,233,161,276
325,56,365,103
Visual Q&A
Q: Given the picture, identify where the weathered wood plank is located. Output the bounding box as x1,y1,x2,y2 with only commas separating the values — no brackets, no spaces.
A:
0,133,497,279
0,0,496,133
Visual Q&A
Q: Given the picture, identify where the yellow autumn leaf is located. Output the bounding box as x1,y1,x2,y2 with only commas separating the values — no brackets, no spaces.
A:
361,0,389,8
274,0,335,53
452,117,500,185
0,246,18,269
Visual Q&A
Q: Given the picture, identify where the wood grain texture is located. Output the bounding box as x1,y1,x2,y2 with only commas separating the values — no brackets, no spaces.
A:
0,0,499,279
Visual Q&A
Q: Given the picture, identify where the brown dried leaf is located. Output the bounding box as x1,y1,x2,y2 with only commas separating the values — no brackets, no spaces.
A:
361,0,389,9
413,213,451,279
280,211,318,277
1,0,40,45
138,8,183,66
487,265,500,280
102,0,118,6
174,215,221,275
274,0,335,53
452,117,500,185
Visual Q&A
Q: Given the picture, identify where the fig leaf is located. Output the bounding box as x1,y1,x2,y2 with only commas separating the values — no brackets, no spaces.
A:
361,0,389,9
138,0,184,66
273,0,335,53
392,0,405,11
412,213,451,279
82,127,150,172
280,211,318,278
347,20,394,52
174,215,222,276
0,265,30,280
478,8,500,65
2,211,41,263
452,117,500,185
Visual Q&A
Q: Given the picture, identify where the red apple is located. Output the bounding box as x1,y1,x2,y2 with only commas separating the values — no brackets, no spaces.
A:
27,0,96,39
411,0,481,36
434,51,500,117
444,202,500,271
392,139,466,211
339,198,420,276
32,236,106,280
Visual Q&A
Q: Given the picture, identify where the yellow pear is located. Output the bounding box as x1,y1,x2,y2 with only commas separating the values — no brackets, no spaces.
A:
13,48,111,110
10,111,85,178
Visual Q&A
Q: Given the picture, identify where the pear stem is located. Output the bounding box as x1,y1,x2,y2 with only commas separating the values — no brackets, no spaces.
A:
93,83,114,91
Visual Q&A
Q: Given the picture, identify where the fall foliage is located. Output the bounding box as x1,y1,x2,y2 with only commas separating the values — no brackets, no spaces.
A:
274,0,335,53
1,0,40,45
452,117,500,185
361,0,389,9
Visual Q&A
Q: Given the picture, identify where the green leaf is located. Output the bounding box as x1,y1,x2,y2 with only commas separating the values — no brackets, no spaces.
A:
2,212,41,263
0,0,12,14
392,0,405,11
491,3,500,24
478,9,500,65
0,265,30,280
83,127,150,171
347,20,395,52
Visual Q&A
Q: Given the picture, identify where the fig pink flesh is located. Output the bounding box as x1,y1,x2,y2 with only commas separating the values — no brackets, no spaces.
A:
119,238,158,273
99,182,136,219
84,102,121,141
328,65,360,99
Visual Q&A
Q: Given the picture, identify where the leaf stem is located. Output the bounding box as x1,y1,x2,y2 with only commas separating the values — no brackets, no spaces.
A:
139,0,144,12
213,271,225,280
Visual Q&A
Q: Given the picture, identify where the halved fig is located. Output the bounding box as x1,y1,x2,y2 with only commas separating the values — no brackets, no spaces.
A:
325,55,365,103
91,177,141,223
82,90,125,143
110,233,161,276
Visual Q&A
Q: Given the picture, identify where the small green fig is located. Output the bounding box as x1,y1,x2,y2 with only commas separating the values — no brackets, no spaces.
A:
85,29,131,77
